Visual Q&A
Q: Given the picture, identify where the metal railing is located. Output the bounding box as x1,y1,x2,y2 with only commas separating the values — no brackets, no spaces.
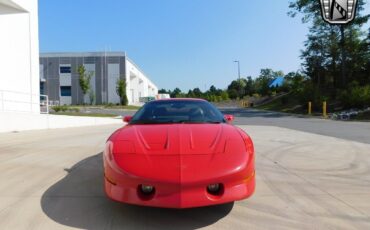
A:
0,89,49,114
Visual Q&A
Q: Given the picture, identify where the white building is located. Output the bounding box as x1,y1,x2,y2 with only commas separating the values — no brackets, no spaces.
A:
126,56,158,105
0,1,137,133
40,52,158,106
0,0,40,113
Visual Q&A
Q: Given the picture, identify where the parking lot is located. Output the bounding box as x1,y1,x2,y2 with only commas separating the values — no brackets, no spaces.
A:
0,110,369,229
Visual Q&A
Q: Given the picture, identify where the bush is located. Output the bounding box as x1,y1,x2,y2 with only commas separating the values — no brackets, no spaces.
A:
208,95,216,102
52,105,80,113
220,91,229,101
52,105,68,112
252,93,261,99
227,89,238,100
281,95,289,105
296,83,325,110
340,82,370,109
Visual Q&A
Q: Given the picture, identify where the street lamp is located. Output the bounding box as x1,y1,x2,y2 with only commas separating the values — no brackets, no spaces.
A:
234,60,241,81
234,60,244,97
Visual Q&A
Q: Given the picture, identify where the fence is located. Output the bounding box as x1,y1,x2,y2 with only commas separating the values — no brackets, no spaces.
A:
0,90,49,114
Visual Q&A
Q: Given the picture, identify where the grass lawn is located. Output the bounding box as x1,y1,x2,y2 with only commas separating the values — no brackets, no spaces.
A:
256,95,306,114
58,105,141,110
102,105,141,110
50,112,118,118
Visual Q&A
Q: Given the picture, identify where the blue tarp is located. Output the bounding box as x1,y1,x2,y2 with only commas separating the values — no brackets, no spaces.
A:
269,76,284,88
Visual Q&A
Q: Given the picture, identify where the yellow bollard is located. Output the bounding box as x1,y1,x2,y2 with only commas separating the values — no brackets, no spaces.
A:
308,101,312,115
323,101,327,118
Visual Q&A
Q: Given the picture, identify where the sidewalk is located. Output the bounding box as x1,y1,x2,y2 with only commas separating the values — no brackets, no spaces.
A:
0,112,123,133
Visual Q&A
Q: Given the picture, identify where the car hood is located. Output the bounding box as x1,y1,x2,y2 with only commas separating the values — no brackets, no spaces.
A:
112,123,244,155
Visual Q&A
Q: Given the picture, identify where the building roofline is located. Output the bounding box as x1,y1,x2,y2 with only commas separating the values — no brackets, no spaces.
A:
125,57,157,88
40,51,126,58
0,0,28,12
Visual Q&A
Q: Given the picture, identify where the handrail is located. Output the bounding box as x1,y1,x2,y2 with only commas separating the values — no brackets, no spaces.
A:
0,89,49,114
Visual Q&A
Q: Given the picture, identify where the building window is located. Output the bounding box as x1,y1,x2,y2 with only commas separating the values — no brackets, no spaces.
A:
60,66,71,74
60,86,72,96
40,82,45,95
40,64,45,81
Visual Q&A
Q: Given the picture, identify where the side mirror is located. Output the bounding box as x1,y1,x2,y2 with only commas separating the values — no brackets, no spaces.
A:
224,114,234,123
123,116,133,123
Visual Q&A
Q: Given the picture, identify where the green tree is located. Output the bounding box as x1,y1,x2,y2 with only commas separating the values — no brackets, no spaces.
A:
244,76,255,96
220,91,229,101
209,85,217,95
187,89,195,98
158,89,170,94
254,69,283,96
227,79,246,99
192,88,203,98
116,79,128,105
170,88,182,98
77,65,92,104
205,85,224,99
289,0,369,89
340,82,370,109
283,72,306,94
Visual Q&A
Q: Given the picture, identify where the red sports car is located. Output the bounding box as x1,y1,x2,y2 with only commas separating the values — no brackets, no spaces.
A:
103,98,255,208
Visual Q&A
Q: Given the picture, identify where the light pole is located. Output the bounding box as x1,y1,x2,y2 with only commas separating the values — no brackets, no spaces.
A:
234,60,244,98
234,60,240,81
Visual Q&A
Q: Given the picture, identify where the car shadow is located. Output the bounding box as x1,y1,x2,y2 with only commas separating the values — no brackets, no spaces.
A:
41,153,234,230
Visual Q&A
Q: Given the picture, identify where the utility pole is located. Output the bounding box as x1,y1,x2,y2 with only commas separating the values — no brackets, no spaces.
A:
234,60,241,81
340,25,346,87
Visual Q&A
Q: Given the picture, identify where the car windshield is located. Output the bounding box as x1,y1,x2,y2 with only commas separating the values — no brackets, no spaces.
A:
130,100,225,124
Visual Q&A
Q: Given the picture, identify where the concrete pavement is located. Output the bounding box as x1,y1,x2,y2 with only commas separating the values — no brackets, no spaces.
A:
0,112,123,133
0,123,369,229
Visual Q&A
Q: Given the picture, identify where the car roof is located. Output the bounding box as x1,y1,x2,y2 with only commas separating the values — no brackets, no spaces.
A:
154,98,207,102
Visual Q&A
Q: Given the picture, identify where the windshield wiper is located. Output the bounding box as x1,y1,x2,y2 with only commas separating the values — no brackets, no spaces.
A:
205,121,223,124
131,120,170,124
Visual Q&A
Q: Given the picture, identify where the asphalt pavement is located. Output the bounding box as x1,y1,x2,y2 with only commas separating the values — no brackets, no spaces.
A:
220,108,370,144
89,107,370,144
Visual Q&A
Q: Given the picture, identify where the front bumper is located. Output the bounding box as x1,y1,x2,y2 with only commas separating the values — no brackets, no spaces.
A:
104,169,255,209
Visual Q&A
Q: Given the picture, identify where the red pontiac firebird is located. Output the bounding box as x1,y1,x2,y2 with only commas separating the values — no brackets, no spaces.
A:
103,98,255,208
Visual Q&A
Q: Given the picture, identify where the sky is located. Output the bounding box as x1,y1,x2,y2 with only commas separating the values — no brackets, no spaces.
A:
39,0,310,92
